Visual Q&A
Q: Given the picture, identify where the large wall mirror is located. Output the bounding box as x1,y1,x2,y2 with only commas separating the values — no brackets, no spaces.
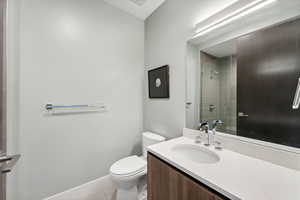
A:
186,1,300,150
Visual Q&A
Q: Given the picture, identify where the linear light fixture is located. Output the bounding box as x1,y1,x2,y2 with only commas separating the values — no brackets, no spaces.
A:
194,0,277,38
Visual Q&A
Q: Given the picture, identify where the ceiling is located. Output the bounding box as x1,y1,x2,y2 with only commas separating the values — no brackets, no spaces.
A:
203,39,237,58
103,0,166,20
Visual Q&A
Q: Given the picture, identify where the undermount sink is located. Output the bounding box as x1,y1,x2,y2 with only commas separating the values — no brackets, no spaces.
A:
171,144,220,164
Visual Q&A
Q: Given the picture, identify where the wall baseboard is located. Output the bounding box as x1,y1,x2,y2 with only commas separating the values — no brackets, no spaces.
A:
44,175,116,200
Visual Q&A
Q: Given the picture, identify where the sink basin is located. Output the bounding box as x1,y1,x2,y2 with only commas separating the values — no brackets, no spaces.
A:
171,144,220,164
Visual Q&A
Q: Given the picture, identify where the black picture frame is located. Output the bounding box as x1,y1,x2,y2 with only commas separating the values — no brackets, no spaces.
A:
148,65,169,99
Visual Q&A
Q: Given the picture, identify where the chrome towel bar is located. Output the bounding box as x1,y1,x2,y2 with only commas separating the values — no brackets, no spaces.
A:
45,103,107,113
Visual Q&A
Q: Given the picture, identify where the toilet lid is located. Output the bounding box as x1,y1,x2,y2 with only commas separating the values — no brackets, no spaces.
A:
110,156,146,176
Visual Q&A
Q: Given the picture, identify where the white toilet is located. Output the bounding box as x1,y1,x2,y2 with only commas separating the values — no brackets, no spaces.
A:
110,132,166,200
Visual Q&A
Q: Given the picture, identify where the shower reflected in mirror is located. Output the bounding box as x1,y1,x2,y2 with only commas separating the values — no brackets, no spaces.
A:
186,17,300,149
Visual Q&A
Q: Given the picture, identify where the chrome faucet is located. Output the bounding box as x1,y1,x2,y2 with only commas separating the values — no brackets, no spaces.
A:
212,120,223,149
212,120,223,132
198,122,210,146
197,120,223,147
199,122,209,133
195,122,209,143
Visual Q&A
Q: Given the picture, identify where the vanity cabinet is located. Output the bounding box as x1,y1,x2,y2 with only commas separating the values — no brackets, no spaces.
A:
148,153,228,200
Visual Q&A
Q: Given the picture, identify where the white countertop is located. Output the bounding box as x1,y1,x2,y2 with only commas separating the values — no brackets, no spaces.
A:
147,136,300,200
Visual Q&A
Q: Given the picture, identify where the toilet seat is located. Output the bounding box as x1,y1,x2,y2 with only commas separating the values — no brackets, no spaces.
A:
110,156,146,177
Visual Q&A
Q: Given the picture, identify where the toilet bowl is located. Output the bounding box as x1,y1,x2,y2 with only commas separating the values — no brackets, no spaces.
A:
110,132,165,200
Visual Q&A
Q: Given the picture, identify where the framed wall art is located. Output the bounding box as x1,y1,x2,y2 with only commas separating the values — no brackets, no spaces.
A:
148,65,169,99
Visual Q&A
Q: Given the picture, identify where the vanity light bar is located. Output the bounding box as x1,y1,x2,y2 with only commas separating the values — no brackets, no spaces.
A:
194,0,277,37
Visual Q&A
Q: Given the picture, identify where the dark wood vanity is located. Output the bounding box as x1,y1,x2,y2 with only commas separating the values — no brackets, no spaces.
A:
148,153,229,200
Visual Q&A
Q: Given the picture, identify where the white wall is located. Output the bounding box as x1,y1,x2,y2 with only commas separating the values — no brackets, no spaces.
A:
8,0,144,199
144,0,237,138
6,0,21,199
185,44,200,130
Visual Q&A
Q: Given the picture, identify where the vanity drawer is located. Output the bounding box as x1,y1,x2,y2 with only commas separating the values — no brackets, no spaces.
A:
148,153,228,200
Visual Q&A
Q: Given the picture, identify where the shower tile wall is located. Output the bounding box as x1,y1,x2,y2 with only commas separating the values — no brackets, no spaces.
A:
201,53,237,134
201,53,220,126
218,56,237,134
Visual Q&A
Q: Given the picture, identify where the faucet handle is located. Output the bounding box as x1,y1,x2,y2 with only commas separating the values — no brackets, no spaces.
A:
212,120,224,131
213,120,224,125
198,122,209,133
198,122,208,127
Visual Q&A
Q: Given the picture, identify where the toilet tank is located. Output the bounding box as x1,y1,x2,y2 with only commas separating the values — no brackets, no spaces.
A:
142,132,166,158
